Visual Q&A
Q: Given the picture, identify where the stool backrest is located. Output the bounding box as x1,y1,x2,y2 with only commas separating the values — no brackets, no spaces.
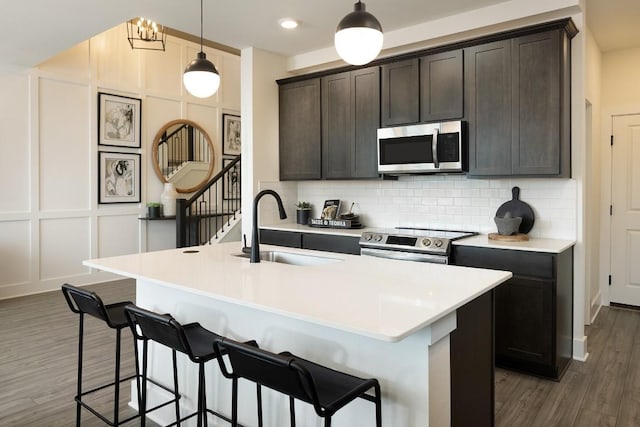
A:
124,305,191,356
61,283,110,322
215,339,322,412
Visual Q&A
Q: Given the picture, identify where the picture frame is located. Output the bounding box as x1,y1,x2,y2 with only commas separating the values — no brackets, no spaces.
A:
98,151,141,204
98,92,141,148
222,158,241,200
222,113,241,156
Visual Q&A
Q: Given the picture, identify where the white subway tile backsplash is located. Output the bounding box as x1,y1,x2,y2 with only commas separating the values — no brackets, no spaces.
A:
258,176,577,240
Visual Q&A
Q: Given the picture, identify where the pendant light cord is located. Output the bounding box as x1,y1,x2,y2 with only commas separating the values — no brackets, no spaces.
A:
200,0,204,52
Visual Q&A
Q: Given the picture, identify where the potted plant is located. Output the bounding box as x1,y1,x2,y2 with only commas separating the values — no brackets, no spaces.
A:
296,201,312,225
147,202,161,219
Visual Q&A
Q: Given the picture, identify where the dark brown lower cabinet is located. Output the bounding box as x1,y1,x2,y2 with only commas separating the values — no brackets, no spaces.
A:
450,290,494,427
452,245,573,380
259,229,361,255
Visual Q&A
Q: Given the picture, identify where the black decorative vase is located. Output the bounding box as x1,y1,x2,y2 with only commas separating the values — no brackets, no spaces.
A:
296,209,311,225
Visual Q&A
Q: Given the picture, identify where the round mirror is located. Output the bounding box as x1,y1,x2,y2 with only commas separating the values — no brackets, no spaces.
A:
151,119,215,193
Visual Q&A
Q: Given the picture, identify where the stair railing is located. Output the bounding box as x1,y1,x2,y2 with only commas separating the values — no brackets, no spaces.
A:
176,155,241,247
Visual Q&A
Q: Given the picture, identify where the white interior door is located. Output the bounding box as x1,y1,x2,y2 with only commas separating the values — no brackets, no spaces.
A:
610,114,640,305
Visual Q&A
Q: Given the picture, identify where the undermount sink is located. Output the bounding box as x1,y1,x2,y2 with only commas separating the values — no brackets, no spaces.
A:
235,250,342,266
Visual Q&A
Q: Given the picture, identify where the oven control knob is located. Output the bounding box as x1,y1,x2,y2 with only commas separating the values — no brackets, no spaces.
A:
363,234,372,241
434,239,443,248
422,238,431,247
373,234,383,242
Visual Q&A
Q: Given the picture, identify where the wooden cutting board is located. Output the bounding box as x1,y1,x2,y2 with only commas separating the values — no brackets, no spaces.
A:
495,186,535,234
488,232,530,242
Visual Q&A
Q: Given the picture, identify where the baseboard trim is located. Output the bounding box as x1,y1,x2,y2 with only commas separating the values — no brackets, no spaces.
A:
573,335,589,362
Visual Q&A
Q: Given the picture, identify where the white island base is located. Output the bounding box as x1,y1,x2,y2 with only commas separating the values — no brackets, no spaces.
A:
134,279,455,427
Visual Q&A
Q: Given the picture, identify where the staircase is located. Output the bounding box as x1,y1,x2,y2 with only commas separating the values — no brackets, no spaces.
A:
176,155,241,247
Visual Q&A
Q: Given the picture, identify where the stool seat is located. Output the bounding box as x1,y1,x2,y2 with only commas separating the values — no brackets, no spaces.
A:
124,304,232,427
61,283,177,427
215,338,382,427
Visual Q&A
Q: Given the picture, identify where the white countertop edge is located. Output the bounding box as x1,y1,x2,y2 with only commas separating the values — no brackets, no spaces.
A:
453,234,576,253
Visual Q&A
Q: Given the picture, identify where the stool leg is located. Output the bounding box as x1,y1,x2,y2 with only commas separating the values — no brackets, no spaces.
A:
231,378,238,427
133,335,142,425
256,384,263,427
374,383,382,427
140,340,148,427
172,350,180,426
197,362,205,427
114,328,122,426
75,313,84,427
324,417,331,427
289,396,296,427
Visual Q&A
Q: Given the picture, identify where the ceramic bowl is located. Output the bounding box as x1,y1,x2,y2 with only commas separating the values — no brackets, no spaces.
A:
494,215,522,235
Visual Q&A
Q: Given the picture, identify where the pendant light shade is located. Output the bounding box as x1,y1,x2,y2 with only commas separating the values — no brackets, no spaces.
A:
335,1,383,66
183,0,220,98
183,52,220,98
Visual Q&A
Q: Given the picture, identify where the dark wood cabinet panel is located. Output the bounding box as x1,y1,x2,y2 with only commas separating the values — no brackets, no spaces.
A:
322,72,352,178
279,79,322,180
352,67,380,178
420,49,464,122
512,30,564,175
259,229,360,255
466,28,571,177
322,67,380,179
381,59,419,126
465,40,513,176
450,290,494,427
452,245,573,380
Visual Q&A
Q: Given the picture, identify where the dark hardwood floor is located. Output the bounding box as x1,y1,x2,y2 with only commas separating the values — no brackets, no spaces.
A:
1,280,639,426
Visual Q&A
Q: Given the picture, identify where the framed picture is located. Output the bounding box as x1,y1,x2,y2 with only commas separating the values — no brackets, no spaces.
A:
222,158,240,200
98,92,141,148
222,113,241,155
98,151,141,204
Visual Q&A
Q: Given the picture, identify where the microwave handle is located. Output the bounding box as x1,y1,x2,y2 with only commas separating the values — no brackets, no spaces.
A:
432,128,439,168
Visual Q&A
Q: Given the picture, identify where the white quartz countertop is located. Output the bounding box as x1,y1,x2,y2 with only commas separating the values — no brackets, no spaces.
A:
453,234,575,253
261,223,576,253
83,243,511,342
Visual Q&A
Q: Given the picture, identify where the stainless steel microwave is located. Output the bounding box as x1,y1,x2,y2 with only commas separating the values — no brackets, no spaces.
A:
377,120,465,174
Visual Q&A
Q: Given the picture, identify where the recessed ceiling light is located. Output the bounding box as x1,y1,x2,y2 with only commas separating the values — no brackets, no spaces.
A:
279,18,299,30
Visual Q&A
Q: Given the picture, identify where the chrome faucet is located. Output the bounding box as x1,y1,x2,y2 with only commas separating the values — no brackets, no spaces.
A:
251,190,287,263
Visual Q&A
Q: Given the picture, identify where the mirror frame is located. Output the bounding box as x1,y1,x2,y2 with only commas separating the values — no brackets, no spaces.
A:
151,119,216,193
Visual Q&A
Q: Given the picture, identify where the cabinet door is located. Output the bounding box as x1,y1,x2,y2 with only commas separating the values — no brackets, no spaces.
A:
352,67,380,178
512,30,561,175
495,276,553,366
279,79,321,180
322,72,352,179
420,49,464,122
381,58,419,126
465,40,512,176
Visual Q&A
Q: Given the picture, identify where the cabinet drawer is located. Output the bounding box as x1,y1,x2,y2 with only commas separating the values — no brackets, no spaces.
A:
302,233,361,255
260,229,302,248
453,246,554,279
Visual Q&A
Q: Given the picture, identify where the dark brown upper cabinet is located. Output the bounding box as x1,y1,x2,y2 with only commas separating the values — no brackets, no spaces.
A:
322,67,380,179
279,78,322,180
420,49,464,122
381,59,419,126
466,29,572,177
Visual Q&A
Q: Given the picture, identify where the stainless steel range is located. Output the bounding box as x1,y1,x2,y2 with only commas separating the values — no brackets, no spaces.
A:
359,227,476,264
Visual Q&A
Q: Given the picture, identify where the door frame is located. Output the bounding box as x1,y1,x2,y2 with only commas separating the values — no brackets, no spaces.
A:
600,109,640,308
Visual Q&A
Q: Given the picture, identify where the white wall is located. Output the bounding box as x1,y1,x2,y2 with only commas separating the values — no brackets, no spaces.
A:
0,23,240,299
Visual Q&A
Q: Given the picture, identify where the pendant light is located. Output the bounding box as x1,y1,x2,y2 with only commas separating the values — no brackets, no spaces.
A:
183,0,220,98
334,1,383,65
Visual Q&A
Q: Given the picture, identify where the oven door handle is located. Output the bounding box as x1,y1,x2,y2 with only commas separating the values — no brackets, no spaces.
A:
432,128,439,169
360,247,448,264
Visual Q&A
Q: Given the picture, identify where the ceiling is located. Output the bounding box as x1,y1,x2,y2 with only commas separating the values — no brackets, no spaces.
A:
0,0,637,71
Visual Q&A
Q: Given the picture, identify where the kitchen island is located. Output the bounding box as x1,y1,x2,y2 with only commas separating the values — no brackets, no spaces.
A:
84,243,511,426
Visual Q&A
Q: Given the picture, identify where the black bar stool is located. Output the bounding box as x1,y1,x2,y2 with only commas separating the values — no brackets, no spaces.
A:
61,283,177,426
124,304,233,427
214,338,383,427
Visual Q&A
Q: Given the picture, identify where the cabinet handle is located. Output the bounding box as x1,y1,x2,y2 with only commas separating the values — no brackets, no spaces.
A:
432,128,439,168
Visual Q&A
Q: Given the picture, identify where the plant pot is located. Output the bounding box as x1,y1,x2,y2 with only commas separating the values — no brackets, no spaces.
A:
296,209,311,225
147,206,161,219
